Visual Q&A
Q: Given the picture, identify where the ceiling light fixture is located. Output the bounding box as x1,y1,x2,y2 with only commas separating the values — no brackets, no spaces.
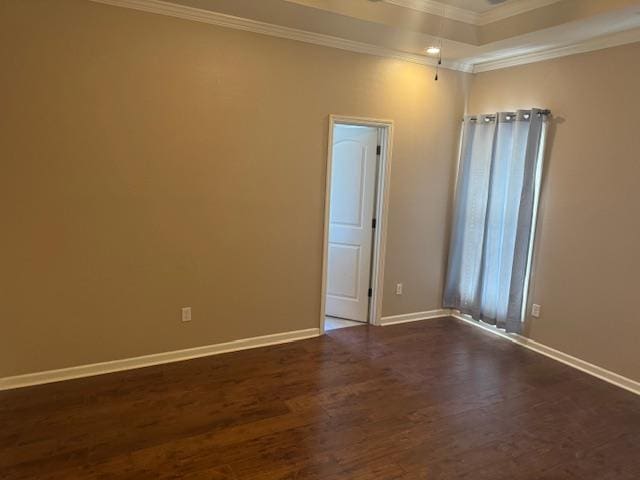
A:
426,46,440,55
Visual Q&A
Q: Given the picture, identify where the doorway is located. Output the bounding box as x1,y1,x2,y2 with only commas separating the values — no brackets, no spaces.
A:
320,116,393,333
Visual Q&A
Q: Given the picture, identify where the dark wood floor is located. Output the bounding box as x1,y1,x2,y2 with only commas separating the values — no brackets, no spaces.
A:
1,318,639,479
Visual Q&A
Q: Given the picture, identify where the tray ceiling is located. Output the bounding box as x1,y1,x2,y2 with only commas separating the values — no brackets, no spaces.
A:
93,0,640,72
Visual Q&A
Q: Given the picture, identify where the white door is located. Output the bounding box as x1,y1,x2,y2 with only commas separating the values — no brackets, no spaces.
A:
325,125,378,322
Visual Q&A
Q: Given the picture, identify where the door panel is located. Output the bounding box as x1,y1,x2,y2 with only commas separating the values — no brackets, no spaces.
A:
326,125,378,322
327,243,360,299
330,142,365,226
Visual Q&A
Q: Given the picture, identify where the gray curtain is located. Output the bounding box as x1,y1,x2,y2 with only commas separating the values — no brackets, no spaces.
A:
443,109,548,333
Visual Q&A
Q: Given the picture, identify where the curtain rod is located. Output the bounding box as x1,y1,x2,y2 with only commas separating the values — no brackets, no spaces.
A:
463,110,551,122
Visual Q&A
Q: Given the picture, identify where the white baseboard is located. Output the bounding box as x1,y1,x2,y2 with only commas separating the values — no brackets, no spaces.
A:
379,309,451,326
381,308,639,396
451,314,640,396
0,328,320,391
5,313,638,397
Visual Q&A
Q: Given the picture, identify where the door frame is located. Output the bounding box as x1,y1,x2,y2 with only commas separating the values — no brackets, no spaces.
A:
320,115,394,334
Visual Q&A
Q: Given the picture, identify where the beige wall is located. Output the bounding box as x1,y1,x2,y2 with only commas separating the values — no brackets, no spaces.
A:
469,42,640,382
0,0,468,377
6,1,636,384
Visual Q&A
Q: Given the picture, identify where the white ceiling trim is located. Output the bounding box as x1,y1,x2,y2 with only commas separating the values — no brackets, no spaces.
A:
89,0,474,72
472,27,640,72
384,0,563,26
89,0,640,76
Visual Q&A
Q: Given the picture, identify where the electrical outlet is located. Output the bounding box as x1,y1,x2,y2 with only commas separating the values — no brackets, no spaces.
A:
531,304,541,318
396,283,403,295
181,307,192,322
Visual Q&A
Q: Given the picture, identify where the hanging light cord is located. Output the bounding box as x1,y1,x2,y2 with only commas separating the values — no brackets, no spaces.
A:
435,5,445,81
435,38,442,81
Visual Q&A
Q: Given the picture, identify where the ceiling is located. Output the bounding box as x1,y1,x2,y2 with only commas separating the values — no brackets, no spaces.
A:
96,0,640,72
432,0,510,13
396,0,543,15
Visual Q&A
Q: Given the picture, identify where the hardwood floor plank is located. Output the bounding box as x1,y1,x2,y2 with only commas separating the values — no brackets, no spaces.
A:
1,318,638,479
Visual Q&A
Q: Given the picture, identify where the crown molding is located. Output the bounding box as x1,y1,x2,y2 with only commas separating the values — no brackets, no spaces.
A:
88,0,640,76
90,0,473,72
383,0,563,26
472,27,640,72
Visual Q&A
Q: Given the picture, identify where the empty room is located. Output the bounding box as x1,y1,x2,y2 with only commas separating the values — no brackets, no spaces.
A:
2,0,639,478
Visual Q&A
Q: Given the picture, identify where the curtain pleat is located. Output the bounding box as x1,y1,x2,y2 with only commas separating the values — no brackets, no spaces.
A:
444,109,548,333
